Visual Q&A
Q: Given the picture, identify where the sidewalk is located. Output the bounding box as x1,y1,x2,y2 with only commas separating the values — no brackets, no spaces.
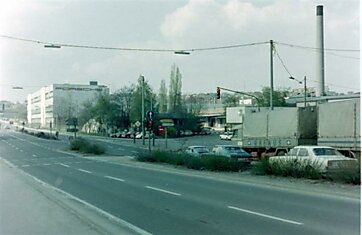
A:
0,160,140,235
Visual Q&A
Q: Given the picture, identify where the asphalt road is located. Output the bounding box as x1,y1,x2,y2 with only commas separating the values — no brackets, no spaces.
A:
0,129,360,235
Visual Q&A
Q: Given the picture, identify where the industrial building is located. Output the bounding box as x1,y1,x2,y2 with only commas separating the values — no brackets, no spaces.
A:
27,81,109,128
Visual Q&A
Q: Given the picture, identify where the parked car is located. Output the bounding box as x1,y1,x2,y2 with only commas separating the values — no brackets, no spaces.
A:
212,145,252,163
185,146,210,156
269,146,358,172
200,127,212,135
135,132,149,139
219,132,233,140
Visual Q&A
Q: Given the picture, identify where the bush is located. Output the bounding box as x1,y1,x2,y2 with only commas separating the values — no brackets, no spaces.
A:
70,137,105,155
252,158,323,180
326,167,361,185
136,151,249,172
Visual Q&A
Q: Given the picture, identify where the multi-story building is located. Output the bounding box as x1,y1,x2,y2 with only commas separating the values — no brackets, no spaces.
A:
27,81,109,128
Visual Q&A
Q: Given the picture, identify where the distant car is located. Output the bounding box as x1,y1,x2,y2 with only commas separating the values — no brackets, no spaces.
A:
212,145,252,163
219,132,233,140
269,146,358,172
185,146,210,156
135,132,149,139
200,127,212,135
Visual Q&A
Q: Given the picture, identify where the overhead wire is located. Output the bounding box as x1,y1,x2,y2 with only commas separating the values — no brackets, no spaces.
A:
0,34,268,53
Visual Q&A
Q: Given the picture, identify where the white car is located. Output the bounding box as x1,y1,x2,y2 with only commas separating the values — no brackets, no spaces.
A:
185,146,210,156
219,132,233,140
269,146,358,172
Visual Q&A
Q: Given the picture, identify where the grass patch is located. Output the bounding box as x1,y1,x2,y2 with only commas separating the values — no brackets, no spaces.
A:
136,150,249,172
69,137,105,155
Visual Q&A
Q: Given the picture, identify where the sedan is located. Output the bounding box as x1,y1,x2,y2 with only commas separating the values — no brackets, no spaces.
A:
219,132,233,140
269,146,358,172
212,145,252,163
185,146,210,156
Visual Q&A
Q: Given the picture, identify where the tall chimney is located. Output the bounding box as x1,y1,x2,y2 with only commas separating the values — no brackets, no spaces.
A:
316,5,325,97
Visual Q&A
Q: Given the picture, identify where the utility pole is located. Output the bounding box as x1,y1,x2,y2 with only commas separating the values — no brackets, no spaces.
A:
270,40,274,110
304,76,307,108
141,75,145,145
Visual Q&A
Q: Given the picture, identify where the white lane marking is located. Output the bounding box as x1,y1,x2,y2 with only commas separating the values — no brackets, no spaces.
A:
22,165,30,167
19,149,23,152
145,186,181,196
227,206,303,225
118,148,125,151
59,163,70,168
78,168,92,174
131,150,138,154
9,164,152,235
32,154,37,157
104,175,125,182
43,163,51,166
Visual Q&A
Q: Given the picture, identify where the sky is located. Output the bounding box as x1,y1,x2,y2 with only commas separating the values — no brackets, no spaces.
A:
0,0,360,102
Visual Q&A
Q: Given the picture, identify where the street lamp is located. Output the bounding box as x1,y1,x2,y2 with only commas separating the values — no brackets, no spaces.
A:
174,50,190,55
44,44,61,49
289,76,307,107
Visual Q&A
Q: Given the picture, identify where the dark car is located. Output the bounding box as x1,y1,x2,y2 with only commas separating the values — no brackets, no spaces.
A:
212,145,252,163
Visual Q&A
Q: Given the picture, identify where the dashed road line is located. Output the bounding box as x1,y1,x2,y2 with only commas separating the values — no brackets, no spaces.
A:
78,168,92,174
145,186,181,196
59,163,70,168
227,206,303,225
104,175,125,182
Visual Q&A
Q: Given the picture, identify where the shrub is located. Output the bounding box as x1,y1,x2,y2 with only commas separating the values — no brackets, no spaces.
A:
252,158,323,180
326,167,361,185
136,151,249,172
69,137,105,155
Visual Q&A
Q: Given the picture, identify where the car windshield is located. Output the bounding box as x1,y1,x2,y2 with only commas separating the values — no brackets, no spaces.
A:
225,147,244,153
194,147,209,153
313,148,343,156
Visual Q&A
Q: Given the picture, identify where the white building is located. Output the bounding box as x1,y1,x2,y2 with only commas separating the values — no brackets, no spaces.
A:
27,82,109,128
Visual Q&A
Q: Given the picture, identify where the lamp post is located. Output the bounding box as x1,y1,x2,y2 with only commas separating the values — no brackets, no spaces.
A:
289,76,307,107
141,75,145,145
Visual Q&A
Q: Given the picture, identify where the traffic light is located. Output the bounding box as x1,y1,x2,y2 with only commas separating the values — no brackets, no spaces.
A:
216,87,221,99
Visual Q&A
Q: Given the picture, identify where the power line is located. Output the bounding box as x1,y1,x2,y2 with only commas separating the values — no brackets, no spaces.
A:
0,34,268,53
275,41,360,52
273,45,294,78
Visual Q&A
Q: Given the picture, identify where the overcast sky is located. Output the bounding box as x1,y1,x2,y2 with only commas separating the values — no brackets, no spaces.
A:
0,0,360,102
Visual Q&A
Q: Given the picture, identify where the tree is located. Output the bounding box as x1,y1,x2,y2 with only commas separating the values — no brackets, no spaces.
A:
130,76,155,123
112,85,135,128
256,87,289,107
158,79,168,113
223,94,241,107
168,64,183,113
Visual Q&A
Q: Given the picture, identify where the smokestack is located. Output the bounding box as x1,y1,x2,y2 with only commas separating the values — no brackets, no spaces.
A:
316,5,325,97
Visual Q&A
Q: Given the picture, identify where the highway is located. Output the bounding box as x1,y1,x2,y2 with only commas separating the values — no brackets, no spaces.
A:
0,129,360,235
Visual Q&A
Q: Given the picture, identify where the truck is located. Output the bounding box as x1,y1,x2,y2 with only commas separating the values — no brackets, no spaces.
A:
239,106,318,158
317,99,360,159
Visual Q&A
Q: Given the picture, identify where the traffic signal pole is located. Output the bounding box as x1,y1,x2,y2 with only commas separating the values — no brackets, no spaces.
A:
216,86,260,111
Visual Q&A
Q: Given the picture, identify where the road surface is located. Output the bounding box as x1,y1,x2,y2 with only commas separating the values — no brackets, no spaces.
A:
0,129,360,235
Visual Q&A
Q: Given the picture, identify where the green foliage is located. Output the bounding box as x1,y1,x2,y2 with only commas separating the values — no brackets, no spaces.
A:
136,151,249,172
130,76,156,123
168,64,183,113
69,137,105,155
326,166,361,185
223,95,241,107
252,159,323,179
256,87,289,107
